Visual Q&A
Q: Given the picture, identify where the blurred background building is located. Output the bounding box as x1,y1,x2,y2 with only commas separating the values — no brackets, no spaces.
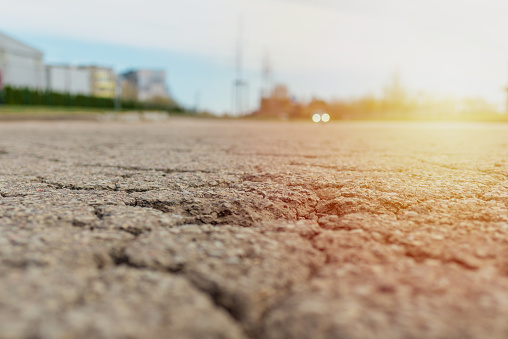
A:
0,31,45,89
80,66,116,98
46,64,91,95
121,69,170,102
0,30,180,111
256,84,301,119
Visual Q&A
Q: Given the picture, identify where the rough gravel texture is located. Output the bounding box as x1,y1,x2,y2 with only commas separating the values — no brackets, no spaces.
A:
2,119,508,338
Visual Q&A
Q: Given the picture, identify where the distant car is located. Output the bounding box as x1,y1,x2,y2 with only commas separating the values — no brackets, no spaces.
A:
312,112,330,123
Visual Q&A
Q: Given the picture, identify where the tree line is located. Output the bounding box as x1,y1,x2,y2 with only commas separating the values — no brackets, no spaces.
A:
254,78,503,121
0,86,184,112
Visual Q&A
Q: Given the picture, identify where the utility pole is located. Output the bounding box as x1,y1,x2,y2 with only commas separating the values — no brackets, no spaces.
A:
259,52,274,115
115,74,122,111
194,90,200,113
232,17,248,116
261,52,272,99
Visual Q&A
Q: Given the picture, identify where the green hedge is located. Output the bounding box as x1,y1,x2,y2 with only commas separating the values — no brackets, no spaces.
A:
0,86,184,112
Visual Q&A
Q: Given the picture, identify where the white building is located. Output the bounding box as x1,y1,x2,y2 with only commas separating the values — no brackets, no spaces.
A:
0,31,45,89
46,65,92,95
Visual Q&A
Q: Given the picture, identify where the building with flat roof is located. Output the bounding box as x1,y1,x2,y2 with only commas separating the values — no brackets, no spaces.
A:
0,31,45,89
121,69,170,102
79,66,116,98
46,65,91,95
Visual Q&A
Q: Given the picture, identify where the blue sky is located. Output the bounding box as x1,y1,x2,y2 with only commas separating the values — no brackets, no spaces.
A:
2,0,508,114
5,28,384,115
4,30,239,114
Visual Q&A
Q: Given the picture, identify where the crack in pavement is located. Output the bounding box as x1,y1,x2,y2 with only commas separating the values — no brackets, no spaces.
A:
4,121,508,338
106,243,251,338
82,163,217,174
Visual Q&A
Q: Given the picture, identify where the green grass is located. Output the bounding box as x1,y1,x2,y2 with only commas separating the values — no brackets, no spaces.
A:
0,105,110,114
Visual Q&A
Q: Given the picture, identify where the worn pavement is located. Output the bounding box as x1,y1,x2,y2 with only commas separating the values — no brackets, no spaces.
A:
2,118,508,338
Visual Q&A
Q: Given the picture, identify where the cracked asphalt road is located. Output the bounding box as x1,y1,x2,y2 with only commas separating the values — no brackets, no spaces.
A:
2,119,508,338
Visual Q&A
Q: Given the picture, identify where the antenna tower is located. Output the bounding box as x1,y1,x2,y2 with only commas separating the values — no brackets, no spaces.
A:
261,52,272,99
232,18,248,116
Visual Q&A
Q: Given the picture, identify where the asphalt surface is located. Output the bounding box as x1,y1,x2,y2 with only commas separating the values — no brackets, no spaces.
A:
2,118,508,338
